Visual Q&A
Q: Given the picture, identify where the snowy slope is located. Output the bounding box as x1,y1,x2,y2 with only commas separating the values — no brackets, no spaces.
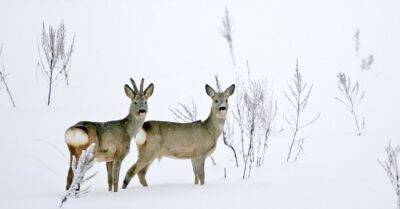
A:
0,0,399,208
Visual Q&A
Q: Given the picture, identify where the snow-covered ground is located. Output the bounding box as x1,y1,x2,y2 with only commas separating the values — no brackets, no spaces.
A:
1,0,399,208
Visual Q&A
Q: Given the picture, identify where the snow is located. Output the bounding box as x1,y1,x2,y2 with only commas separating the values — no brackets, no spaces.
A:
0,0,399,208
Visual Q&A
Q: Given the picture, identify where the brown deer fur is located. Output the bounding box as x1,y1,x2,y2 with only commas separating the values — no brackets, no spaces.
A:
122,84,235,188
65,78,154,192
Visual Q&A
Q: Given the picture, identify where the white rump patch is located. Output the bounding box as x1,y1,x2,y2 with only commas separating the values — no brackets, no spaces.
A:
65,128,89,147
135,129,147,145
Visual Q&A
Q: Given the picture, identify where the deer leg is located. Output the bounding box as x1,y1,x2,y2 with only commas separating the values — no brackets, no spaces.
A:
66,167,73,190
191,159,199,184
112,159,122,192
195,156,206,185
122,163,136,189
66,150,83,191
76,152,83,191
122,158,153,189
66,152,73,190
106,161,113,191
138,164,151,187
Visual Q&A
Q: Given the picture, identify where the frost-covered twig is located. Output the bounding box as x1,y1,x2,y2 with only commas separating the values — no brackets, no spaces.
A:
169,100,198,123
220,6,235,66
215,74,239,167
60,143,97,207
233,61,276,178
222,117,238,167
257,102,277,167
361,55,374,71
0,45,16,107
284,60,320,162
379,142,400,209
353,29,360,57
335,72,365,135
353,29,375,71
38,21,75,106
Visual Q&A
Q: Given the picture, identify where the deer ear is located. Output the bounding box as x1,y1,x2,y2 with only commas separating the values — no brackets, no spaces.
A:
144,83,154,98
124,84,135,99
224,84,235,97
205,84,215,97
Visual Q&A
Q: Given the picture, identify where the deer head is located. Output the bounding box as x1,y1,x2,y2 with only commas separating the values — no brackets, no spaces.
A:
124,78,154,118
205,84,235,118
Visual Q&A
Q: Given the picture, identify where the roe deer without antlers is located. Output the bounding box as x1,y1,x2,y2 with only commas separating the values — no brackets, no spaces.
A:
122,84,235,188
65,78,154,192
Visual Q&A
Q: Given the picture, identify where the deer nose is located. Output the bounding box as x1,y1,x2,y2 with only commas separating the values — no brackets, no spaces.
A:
139,109,147,114
219,107,226,111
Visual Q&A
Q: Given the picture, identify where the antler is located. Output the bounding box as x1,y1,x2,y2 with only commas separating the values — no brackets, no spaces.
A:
130,78,139,93
139,78,144,93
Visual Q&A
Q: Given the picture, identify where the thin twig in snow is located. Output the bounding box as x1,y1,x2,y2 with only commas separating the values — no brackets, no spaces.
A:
335,72,365,136
284,59,320,162
0,44,16,107
220,6,235,66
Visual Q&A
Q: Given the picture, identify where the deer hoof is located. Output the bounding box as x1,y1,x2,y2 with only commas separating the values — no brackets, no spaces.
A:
122,182,128,189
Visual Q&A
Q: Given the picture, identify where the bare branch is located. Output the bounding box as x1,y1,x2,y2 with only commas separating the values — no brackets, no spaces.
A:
214,74,222,91
38,21,75,106
222,118,239,167
60,143,97,207
299,112,321,129
0,46,16,107
284,60,319,162
353,29,360,57
379,141,400,209
220,6,235,66
170,100,198,123
336,72,365,135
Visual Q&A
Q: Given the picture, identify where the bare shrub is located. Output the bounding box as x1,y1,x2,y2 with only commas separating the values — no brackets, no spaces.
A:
379,142,400,209
233,61,276,178
220,6,235,66
37,21,75,106
0,44,16,107
284,60,320,162
256,99,276,167
60,143,97,207
335,72,365,136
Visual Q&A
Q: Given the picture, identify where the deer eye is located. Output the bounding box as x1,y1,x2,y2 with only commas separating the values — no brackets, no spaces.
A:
225,99,228,102
214,99,218,103
134,102,138,105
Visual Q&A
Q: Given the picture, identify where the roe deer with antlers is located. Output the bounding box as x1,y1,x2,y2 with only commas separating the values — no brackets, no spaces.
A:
122,83,235,188
65,78,154,192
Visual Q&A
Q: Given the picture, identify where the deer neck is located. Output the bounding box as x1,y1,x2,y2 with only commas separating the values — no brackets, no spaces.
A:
204,109,226,139
123,113,145,139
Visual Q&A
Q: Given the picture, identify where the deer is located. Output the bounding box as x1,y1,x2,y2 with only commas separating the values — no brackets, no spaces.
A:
122,83,235,188
64,78,154,192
